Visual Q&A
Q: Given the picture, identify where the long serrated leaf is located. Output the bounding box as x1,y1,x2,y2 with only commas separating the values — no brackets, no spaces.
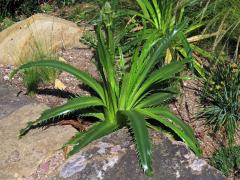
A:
79,112,105,121
10,60,105,101
20,96,104,137
123,110,153,176
137,108,202,157
135,87,178,108
127,27,184,109
67,121,118,156
130,58,190,108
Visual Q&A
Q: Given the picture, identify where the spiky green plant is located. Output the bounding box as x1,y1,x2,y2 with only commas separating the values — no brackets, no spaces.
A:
10,4,201,176
119,0,216,78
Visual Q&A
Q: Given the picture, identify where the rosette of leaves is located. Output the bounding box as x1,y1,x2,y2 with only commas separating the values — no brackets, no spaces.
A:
119,0,216,78
10,6,201,176
200,58,240,145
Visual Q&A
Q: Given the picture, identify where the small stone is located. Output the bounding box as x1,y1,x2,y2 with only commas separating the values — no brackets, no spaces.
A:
54,79,66,90
3,75,9,81
59,57,67,62
14,173,19,178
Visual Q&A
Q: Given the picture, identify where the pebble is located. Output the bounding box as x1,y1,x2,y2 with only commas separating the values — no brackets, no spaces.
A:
3,75,9,81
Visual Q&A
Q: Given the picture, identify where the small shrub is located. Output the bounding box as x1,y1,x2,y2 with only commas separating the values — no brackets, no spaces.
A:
22,58,59,95
210,146,240,177
121,0,215,78
200,58,240,145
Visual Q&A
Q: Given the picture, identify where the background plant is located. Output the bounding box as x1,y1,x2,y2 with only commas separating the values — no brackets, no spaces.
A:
119,0,217,78
210,146,240,177
201,0,240,58
0,0,41,19
0,17,14,31
11,2,201,176
200,57,240,145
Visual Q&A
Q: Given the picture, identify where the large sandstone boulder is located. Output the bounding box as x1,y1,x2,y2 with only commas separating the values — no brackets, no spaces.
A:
0,103,77,179
0,13,86,65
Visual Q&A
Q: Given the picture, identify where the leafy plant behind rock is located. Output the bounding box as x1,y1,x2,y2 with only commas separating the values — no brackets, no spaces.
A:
10,2,201,176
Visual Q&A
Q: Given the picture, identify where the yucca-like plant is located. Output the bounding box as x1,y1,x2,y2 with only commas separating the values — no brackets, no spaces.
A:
120,0,216,78
10,4,201,176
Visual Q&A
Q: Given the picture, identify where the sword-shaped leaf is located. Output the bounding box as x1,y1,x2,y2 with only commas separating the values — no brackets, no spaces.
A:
10,60,105,100
123,110,153,176
138,108,201,157
20,96,104,137
67,121,118,157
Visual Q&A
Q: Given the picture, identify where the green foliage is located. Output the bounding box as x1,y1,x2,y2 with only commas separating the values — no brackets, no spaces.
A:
22,59,58,95
80,31,98,48
202,0,240,55
0,17,14,31
0,0,40,18
40,3,55,14
11,2,201,176
200,58,240,145
210,146,240,176
119,0,216,78
20,43,59,95
58,0,76,6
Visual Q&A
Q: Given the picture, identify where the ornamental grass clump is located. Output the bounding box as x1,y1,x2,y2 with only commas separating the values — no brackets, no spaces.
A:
210,146,240,177
200,58,240,145
10,3,201,176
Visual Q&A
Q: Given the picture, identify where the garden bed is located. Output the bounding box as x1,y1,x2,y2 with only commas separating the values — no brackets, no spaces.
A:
1,47,239,161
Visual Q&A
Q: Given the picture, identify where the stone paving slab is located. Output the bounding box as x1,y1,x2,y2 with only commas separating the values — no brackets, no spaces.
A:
0,81,33,119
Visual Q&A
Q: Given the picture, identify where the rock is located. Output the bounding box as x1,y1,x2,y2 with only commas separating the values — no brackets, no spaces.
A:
51,129,226,180
0,81,33,119
0,103,77,179
0,13,86,65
